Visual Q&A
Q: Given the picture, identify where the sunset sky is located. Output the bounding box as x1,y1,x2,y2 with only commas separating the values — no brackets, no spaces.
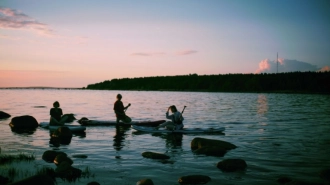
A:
1,0,329,88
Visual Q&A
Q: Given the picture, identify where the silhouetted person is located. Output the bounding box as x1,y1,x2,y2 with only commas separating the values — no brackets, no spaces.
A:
156,105,184,130
113,94,131,123
49,101,68,126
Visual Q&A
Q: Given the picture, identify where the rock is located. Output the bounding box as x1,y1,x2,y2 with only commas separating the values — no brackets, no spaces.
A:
193,146,227,157
137,178,154,185
9,115,38,129
9,174,55,185
178,175,211,185
191,137,237,150
55,161,72,174
72,154,88,159
0,175,9,184
142,151,170,160
285,180,324,185
277,176,293,184
42,150,67,163
54,154,73,166
78,117,89,124
55,162,82,181
0,111,11,119
319,168,330,181
87,181,100,185
51,126,72,145
217,159,247,172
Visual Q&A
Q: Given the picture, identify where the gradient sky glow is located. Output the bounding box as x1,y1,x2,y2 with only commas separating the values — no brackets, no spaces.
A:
1,0,329,87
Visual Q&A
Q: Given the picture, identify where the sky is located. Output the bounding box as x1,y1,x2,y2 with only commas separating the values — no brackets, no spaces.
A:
0,0,329,88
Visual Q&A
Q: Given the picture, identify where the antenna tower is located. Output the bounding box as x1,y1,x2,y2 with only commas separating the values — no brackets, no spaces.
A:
277,52,278,73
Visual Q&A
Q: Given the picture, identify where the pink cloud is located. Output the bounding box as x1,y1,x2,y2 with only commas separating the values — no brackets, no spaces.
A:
0,7,54,36
255,58,318,73
130,52,166,56
318,66,330,72
255,59,271,73
176,50,198,55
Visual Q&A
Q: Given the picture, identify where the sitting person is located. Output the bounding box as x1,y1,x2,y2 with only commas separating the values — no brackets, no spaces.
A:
113,94,132,123
156,105,184,130
49,101,68,125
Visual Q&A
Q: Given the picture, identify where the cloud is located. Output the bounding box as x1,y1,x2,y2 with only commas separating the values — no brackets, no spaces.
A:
255,59,319,73
0,7,55,36
318,66,330,72
130,52,166,56
130,50,197,57
176,50,198,55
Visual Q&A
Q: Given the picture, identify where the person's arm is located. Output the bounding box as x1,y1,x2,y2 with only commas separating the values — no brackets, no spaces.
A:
124,103,131,110
165,107,173,120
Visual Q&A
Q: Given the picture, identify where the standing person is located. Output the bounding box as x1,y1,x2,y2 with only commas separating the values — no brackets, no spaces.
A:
113,94,132,123
49,101,68,126
156,105,184,130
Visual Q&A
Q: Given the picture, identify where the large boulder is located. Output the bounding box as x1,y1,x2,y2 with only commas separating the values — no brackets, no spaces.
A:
191,137,237,150
142,151,170,160
0,111,11,119
9,115,38,129
217,159,247,172
178,175,211,185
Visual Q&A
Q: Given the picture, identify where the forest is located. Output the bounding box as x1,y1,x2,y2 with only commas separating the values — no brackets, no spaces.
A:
85,71,330,94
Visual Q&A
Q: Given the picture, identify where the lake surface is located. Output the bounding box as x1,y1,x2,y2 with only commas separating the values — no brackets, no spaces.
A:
0,89,329,185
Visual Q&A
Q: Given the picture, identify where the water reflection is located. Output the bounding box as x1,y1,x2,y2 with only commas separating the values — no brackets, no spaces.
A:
10,127,36,135
257,94,268,115
151,133,183,149
113,125,130,151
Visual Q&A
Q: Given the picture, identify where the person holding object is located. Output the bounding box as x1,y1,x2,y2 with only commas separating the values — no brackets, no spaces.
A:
49,101,68,126
156,105,184,130
113,94,132,123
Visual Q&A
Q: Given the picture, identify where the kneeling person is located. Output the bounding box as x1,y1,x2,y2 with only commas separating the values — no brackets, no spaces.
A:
156,105,184,130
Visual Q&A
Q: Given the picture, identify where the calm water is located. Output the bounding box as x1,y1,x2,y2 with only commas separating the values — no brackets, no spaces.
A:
0,89,329,185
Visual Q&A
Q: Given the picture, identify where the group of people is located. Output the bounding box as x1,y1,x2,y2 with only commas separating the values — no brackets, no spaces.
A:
50,94,185,130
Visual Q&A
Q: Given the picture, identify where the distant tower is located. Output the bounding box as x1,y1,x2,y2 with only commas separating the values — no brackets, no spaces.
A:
277,52,278,73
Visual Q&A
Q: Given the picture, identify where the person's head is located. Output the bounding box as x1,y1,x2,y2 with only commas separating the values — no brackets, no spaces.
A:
116,94,122,100
169,105,177,112
53,101,60,108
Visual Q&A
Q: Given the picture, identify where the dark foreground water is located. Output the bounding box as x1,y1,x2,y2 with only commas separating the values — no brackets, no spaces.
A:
0,89,329,185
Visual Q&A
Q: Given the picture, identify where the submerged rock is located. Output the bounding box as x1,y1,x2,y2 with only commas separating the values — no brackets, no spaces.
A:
0,111,11,119
50,126,72,145
54,153,73,166
217,159,247,172
178,175,211,185
87,182,101,185
42,150,67,163
319,168,330,181
72,154,88,159
193,146,227,157
142,151,170,160
191,137,236,150
137,178,154,185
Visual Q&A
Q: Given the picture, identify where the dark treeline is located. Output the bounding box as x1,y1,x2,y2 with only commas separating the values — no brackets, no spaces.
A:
86,71,330,94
